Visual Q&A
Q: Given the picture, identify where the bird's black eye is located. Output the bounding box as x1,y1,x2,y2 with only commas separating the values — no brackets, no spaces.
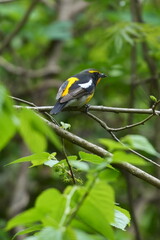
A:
99,73,107,78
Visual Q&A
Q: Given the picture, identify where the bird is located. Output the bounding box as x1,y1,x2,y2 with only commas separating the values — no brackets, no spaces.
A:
50,68,107,115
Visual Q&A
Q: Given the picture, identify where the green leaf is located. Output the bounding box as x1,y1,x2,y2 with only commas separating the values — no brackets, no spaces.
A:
98,168,120,182
112,151,146,165
70,160,89,172
111,206,131,230
12,224,43,240
19,109,60,153
0,112,16,151
0,86,17,151
7,152,50,167
35,189,66,226
44,152,59,167
60,121,71,130
76,180,115,240
19,110,47,153
150,95,157,102
36,227,63,240
6,209,42,230
121,135,159,157
79,152,105,164
99,138,127,151
75,229,102,240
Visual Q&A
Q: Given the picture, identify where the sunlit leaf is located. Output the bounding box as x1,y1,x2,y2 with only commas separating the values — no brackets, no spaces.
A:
99,138,127,151
111,206,131,230
12,224,43,240
6,209,42,230
7,152,50,167
76,180,115,240
113,151,147,165
79,151,105,164
121,135,159,157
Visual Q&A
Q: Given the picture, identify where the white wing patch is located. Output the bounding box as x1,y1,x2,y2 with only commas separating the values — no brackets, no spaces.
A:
78,79,92,89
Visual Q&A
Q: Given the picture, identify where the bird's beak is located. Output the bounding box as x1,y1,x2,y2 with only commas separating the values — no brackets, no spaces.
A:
100,73,107,78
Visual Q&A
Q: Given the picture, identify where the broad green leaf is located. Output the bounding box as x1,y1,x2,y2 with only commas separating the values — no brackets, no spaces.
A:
0,112,16,151
113,151,146,165
19,109,60,153
70,160,89,172
98,168,120,182
79,152,105,164
111,206,131,230
76,180,115,240
19,110,47,153
44,159,59,168
7,152,50,167
12,224,43,240
36,227,63,240
121,135,159,157
63,227,77,240
44,152,59,167
35,189,66,226
99,138,127,152
0,86,17,150
6,209,42,230
75,230,105,240
24,237,37,240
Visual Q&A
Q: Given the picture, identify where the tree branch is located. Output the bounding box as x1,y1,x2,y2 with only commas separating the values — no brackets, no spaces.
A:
41,115,160,189
0,0,16,3
13,104,160,116
0,57,59,77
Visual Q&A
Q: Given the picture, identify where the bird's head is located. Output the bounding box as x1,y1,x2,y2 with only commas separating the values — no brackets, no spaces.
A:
80,68,107,85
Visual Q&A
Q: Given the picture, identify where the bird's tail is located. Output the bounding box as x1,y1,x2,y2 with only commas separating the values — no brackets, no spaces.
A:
50,102,66,115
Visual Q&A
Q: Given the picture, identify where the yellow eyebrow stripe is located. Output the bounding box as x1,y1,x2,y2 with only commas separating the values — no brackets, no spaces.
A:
89,70,100,73
61,77,79,97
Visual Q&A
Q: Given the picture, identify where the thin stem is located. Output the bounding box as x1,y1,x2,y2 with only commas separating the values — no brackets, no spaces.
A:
62,138,76,185
65,173,98,226
85,112,160,168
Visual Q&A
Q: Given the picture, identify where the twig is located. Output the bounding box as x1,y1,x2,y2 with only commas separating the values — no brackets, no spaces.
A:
10,96,37,107
0,0,40,53
62,138,76,184
85,111,160,168
0,57,59,77
65,173,98,226
85,110,154,132
13,104,160,116
0,0,15,3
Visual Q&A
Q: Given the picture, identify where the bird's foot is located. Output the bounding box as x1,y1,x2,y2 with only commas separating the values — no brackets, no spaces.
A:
81,104,90,113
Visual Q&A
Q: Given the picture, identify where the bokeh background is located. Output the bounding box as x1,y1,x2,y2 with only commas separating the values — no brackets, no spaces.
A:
0,0,160,239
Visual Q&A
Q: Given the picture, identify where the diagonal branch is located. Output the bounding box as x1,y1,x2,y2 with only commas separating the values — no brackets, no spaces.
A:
40,115,160,189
